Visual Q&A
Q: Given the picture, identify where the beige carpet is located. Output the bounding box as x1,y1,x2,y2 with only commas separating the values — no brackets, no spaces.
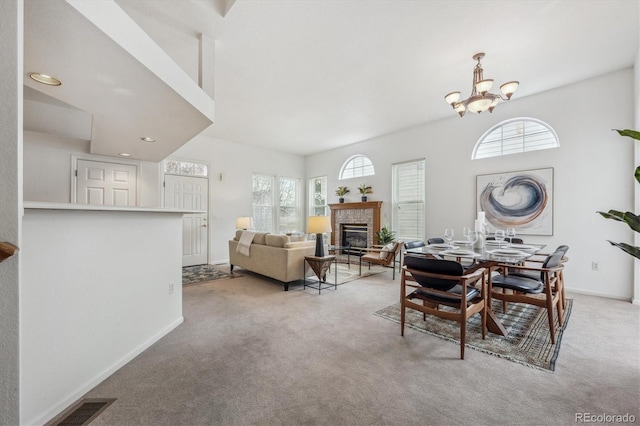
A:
83,267,640,426
375,299,573,371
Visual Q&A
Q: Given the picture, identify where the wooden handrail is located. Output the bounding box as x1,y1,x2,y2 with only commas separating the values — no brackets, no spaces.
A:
0,241,19,262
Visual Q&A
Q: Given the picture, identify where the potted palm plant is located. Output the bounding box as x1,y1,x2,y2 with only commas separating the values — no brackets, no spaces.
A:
335,186,349,203
375,225,396,245
597,129,640,259
358,183,372,201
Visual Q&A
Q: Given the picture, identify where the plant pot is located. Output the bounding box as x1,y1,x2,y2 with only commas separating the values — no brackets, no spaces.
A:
361,196,367,202
339,197,345,203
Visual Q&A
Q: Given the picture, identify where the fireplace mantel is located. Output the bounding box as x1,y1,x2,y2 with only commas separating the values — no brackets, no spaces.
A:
328,201,382,246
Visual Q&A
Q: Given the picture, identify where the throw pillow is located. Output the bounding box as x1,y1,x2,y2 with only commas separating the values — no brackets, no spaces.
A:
379,242,395,259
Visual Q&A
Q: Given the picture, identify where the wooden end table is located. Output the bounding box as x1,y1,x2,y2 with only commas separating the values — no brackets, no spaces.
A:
304,255,337,294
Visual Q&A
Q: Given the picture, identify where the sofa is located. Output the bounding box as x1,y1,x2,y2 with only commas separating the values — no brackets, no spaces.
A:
229,230,316,291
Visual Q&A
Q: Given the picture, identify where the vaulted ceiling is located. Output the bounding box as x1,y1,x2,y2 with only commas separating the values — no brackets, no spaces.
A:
23,0,639,159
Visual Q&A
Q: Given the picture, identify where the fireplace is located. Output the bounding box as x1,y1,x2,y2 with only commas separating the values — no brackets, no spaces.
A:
341,224,368,254
328,201,382,248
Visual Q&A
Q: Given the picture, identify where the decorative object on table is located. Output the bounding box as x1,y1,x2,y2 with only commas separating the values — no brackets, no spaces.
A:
473,211,486,249
235,216,253,230
375,298,572,371
476,168,554,236
307,215,332,257
335,186,350,203
375,225,396,245
597,129,640,259
444,52,519,117
358,183,372,201
182,264,230,285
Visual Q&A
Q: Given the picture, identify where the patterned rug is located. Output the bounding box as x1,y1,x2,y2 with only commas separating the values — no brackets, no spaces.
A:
375,299,572,371
182,264,230,285
327,262,388,285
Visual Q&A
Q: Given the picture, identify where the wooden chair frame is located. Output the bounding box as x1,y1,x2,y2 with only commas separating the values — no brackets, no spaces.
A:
359,241,403,279
490,262,565,344
401,263,487,359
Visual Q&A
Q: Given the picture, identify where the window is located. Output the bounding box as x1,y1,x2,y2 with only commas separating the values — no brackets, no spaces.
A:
164,159,208,177
472,118,559,159
392,159,425,242
339,155,375,180
252,173,301,233
309,176,328,216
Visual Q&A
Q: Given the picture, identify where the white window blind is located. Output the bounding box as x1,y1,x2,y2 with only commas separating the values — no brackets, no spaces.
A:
392,159,425,242
252,174,302,233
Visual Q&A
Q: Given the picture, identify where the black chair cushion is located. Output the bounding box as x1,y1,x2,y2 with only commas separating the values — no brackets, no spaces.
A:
416,284,480,303
404,256,463,291
427,237,445,244
404,240,426,250
491,275,543,293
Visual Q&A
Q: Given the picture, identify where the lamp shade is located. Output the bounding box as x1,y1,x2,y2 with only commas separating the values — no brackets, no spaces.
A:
307,216,331,234
236,216,253,229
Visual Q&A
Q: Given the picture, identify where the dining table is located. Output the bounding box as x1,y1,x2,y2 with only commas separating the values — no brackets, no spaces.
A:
405,240,547,336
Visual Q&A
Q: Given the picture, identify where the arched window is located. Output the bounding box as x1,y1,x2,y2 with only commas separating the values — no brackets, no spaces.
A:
472,118,559,160
339,155,375,180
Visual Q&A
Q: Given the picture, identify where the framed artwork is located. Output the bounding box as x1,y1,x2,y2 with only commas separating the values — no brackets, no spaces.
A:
476,167,553,236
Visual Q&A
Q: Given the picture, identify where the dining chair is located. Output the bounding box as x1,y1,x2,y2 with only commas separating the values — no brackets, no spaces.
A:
490,250,565,344
404,240,426,250
359,240,403,279
427,237,445,244
508,245,569,309
401,255,487,359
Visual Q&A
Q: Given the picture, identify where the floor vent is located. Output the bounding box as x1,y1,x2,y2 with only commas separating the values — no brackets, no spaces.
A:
47,398,116,426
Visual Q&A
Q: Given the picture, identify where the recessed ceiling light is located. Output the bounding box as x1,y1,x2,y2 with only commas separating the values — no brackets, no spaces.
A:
119,153,132,157
28,72,62,86
140,137,156,142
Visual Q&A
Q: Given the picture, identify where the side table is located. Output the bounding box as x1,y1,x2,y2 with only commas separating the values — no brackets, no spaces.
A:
303,255,337,294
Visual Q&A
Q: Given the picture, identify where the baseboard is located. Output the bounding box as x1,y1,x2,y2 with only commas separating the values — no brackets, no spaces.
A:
566,287,632,302
29,317,184,426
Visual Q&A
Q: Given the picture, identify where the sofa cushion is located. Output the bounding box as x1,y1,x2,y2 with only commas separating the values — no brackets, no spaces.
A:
253,232,269,245
284,240,316,249
265,234,290,247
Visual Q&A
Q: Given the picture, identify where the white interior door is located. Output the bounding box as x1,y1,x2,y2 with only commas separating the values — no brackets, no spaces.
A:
76,159,137,206
164,175,209,266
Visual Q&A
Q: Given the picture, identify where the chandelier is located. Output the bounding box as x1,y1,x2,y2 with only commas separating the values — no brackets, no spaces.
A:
444,52,519,117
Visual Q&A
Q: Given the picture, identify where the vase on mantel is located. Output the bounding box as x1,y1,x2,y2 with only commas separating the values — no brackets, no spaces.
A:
361,196,367,202
339,197,345,203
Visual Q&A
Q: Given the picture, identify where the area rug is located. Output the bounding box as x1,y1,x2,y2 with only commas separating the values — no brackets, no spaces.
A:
182,264,230,285
374,299,572,371
326,262,388,285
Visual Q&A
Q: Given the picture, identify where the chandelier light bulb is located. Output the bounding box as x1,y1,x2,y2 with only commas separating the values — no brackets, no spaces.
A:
444,53,518,117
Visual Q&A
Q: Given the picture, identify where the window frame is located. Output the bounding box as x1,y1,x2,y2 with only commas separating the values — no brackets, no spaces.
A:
251,173,302,233
308,175,328,217
472,117,560,160
391,158,426,242
339,154,375,180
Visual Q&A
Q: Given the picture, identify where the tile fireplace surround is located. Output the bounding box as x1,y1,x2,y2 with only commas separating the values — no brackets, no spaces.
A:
328,201,382,247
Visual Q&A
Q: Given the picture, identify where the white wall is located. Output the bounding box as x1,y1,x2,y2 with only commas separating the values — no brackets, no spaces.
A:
307,69,636,301
0,1,22,424
24,130,162,207
21,208,184,425
171,135,306,263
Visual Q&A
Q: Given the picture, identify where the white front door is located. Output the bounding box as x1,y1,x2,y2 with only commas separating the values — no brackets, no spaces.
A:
164,175,209,266
76,159,137,206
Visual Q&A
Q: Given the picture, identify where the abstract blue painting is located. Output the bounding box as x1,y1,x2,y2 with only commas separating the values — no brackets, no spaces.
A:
476,168,553,235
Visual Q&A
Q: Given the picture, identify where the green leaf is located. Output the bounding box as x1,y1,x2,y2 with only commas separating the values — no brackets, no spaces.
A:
597,209,625,222
607,241,640,260
614,129,640,140
635,166,640,185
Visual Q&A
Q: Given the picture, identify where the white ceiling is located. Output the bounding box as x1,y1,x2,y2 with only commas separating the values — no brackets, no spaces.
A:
24,0,640,159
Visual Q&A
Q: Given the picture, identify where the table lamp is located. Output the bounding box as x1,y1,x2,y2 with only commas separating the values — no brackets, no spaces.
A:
307,216,331,257
236,216,253,230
